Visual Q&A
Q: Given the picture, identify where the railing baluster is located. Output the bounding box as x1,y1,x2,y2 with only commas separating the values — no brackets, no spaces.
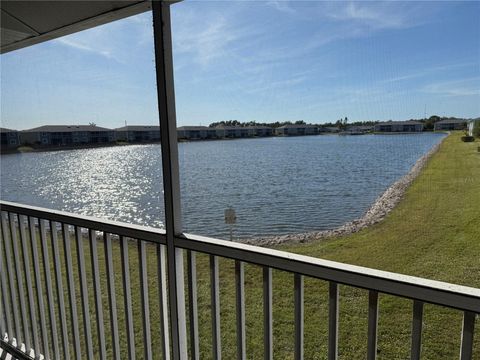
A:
50,221,70,359
235,261,246,360
39,219,60,358
157,244,170,360
29,217,50,359
263,267,272,360
459,311,475,360
10,214,30,352
410,300,424,360
62,223,81,359
89,229,106,360
2,213,20,347
0,213,13,344
0,274,5,342
367,290,379,360
0,260,5,339
294,274,304,360
19,215,38,358
328,282,339,360
210,255,221,360
120,236,135,360
104,233,120,360
75,226,94,359
187,251,199,360
139,240,152,360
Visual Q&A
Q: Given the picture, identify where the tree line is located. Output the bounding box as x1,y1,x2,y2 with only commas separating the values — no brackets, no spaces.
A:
208,116,469,130
209,118,372,129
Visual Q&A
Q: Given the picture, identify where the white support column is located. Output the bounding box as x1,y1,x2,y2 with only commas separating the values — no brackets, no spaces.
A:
152,1,187,359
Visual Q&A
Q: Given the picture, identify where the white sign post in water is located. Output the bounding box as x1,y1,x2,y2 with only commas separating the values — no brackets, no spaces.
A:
224,207,236,241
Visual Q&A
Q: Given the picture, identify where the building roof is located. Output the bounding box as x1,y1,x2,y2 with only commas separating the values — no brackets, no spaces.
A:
116,125,160,131
0,127,17,132
244,125,273,130
177,126,211,131
376,121,423,126
277,124,318,129
347,125,373,130
215,126,247,130
22,125,113,133
435,119,467,124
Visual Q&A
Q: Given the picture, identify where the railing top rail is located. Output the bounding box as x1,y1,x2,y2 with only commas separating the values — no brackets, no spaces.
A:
178,233,480,313
0,200,166,244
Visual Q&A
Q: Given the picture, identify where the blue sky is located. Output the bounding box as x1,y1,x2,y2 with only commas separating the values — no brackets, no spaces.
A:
1,1,479,130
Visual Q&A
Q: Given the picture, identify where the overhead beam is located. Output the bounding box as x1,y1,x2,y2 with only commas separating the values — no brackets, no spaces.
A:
1,1,150,54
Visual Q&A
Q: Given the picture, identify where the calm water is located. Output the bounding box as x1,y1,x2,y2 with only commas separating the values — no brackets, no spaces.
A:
1,133,445,239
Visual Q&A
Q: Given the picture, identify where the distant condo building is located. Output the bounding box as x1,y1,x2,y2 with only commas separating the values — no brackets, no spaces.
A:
177,126,217,140
323,126,340,133
433,119,467,131
275,124,319,136
177,125,275,140
215,125,250,138
374,121,423,133
246,125,273,137
115,125,161,142
4,119,452,149
21,125,115,146
0,128,20,149
344,125,374,134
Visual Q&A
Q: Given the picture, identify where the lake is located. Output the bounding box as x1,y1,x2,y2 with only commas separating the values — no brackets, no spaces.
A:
0,133,445,240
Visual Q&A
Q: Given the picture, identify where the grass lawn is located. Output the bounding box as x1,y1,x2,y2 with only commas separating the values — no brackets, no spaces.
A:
2,132,478,359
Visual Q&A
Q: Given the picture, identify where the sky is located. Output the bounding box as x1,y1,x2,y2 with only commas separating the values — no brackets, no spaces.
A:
1,0,479,130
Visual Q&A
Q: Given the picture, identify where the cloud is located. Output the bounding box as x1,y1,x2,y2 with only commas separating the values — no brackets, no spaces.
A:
174,16,234,65
56,37,113,59
326,1,426,30
266,1,296,14
422,77,480,97
381,62,478,83
246,73,308,94
54,12,153,63
171,1,436,71
172,5,263,67
287,1,433,57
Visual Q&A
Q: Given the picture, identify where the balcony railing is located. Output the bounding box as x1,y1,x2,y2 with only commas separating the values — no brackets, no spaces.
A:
0,200,478,360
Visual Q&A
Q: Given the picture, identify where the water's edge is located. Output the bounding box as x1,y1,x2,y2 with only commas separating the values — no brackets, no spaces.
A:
242,134,448,246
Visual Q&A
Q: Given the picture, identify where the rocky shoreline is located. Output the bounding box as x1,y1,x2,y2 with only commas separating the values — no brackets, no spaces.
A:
241,135,447,247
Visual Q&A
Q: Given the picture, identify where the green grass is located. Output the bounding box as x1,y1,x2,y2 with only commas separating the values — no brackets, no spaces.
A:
16,146,35,152
2,132,478,359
